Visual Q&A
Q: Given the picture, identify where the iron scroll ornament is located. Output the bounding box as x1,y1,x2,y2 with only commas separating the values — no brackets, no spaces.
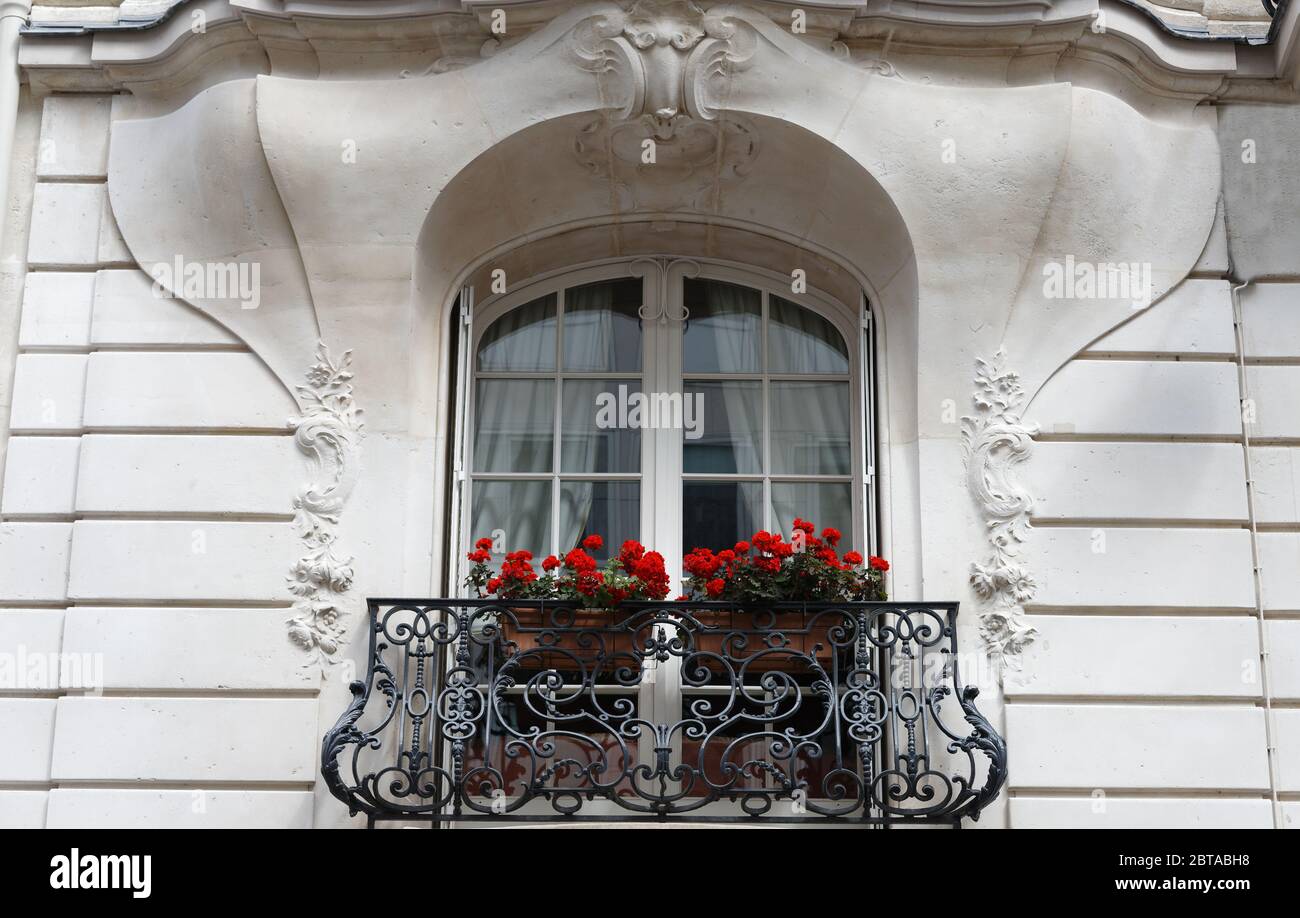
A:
322,599,1007,826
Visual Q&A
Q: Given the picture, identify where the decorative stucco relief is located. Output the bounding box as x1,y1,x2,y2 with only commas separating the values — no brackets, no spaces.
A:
568,1,760,209
960,348,1039,669
570,0,757,127
286,343,365,667
400,38,502,76
573,113,759,209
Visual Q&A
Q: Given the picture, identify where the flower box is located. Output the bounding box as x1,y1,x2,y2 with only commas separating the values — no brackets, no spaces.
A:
464,518,888,677
687,608,841,672
493,607,637,671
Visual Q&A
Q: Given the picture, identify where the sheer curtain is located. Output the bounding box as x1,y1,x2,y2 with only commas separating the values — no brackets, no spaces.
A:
564,279,640,372
557,280,642,555
471,294,557,556
683,279,763,475
477,294,556,371
682,279,759,373
768,295,849,374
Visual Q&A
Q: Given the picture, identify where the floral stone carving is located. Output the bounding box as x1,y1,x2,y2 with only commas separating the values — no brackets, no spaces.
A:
960,348,1039,669
287,343,365,666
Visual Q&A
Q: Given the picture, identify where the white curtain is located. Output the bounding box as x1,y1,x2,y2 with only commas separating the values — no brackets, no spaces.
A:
768,295,849,374
769,381,850,475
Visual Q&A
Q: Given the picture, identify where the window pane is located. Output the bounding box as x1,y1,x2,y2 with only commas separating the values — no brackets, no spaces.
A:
769,381,850,475
769,482,852,545
559,481,640,561
471,479,551,559
563,279,642,372
769,296,849,374
477,293,557,371
682,278,761,374
473,379,554,473
683,481,764,552
561,379,641,473
683,380,762,474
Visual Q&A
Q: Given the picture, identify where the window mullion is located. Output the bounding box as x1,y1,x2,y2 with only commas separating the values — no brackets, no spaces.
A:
761,288,772,533
552,287,565,556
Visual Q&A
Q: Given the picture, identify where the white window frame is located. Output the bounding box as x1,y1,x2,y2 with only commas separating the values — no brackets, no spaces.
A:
451,255,872,592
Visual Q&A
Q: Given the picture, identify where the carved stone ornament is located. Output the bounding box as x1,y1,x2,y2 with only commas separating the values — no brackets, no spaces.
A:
286,343,365,667
568,1,761,209
573,112,759,210
960,348,1039,670
570,0,758,129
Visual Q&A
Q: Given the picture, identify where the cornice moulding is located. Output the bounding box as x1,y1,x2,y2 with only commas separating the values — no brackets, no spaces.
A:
16,0,1297,102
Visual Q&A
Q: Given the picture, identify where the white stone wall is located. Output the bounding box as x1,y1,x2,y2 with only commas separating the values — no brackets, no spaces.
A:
0,93,317,828
1009,217,1299,829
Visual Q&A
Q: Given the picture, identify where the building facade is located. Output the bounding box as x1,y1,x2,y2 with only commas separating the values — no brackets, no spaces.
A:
0,0,1297,828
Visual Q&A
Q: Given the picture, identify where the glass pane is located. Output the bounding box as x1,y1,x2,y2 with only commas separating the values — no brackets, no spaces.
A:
769,381,850,475
470,479,551,559
559,481,640,561
561,379,641,473
769,296,849,374
682,278,761,374
473,378,554,473
683,380,762,474
683,481,764,552
769,482,852,545
563,279,642,372
477,293,557,371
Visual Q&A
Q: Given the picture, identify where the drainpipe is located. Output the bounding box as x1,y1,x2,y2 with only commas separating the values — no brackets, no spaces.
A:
0,0,31,259
1230,280,1283,830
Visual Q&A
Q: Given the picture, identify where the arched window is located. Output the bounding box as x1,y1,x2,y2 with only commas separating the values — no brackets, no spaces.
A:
460,259,870,577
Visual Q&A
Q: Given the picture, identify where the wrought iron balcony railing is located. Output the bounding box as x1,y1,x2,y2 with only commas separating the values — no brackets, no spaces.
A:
322,599,1006,827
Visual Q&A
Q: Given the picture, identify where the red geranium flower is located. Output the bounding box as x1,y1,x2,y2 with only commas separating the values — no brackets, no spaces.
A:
869,555,889,572
618,540,645,567
541,555,560,572
734,540,750,554
582,534,603,551
475,537,494,551
564,548,597,572
821,527,841,546
705,578,726,597
575,569,604,596
843,551,863,565
632,551,670,600
683,548,721,579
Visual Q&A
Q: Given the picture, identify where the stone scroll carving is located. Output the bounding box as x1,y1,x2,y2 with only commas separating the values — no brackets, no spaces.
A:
569,0,760,209
286,343,365,667
570,0,758,129
960,348,1039,669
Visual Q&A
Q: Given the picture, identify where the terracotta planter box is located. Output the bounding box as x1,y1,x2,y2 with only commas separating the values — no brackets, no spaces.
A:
688,609,837,671
496,608,635,669
491,606,847,673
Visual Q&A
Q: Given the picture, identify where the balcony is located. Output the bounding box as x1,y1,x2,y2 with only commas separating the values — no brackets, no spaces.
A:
323,600,1006,827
